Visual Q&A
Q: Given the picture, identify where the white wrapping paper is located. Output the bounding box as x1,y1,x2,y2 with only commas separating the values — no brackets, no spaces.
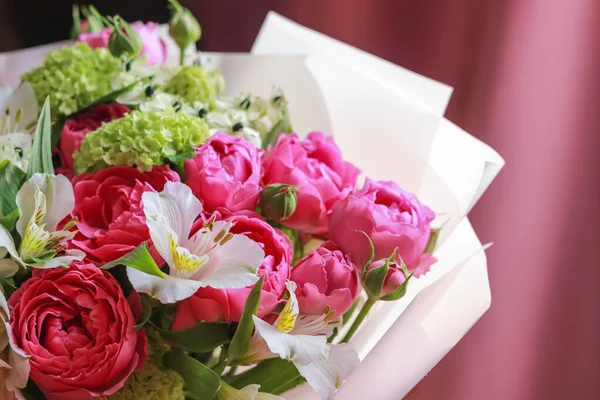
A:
0,14,504,399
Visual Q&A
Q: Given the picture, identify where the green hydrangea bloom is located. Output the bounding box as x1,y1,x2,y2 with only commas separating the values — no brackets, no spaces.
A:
73,110,209,173
165,66,224,106
108,329,185,400
20,43,120,118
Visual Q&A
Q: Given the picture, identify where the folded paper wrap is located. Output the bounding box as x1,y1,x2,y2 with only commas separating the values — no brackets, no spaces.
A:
0,13,503,399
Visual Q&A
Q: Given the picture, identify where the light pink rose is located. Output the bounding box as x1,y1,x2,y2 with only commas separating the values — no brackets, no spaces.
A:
172,212,292,327
262,132,360,235
184,133,262,213
78,22,167,65
329,178,436,272
291,242,360,319
8,263,147,400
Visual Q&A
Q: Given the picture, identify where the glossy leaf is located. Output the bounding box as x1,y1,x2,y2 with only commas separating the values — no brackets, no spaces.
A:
134,293,153,331
100,242,166,278
27,96,54,178
0,208,19,232
157,321,231,353
226,358,304,395
228,276,264,366
0,160,26,215
164,347,221,400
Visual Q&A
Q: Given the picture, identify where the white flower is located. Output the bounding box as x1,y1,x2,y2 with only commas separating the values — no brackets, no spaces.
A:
127,181,264,304
249,282,359,400
0,83,39,171
0,288,29,400
0,174,85,277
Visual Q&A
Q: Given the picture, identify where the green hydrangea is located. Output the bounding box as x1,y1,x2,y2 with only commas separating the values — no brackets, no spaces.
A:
108,329,185,400
73,110,209,173
165,66,224,106
20,43,120,118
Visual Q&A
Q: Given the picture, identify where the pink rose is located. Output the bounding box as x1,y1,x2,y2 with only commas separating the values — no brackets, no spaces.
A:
173,212,292,327
291,242,360,319
366,257,432,297
8,263,147,400
56,104,130,178
262,132,360,235
329,178,436,272
184,133,262,213
68,166,180,265
78,22,167,65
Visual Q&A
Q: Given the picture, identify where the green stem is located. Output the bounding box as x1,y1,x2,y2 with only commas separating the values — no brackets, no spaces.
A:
212,347,228,375
341,298,376,343
224,365,238,377
179,46,186,65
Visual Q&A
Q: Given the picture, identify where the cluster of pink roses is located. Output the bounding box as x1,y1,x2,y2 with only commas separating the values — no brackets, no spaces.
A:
6,100,435,398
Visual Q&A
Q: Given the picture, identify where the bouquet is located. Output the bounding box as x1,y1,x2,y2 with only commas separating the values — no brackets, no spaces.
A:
0,3,503,400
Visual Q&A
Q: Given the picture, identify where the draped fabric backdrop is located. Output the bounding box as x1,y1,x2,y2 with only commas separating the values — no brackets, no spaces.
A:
1,0,599,398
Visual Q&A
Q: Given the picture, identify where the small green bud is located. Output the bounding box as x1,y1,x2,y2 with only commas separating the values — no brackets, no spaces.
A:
168,0,201,53
108,16,143,59
260,184,298,221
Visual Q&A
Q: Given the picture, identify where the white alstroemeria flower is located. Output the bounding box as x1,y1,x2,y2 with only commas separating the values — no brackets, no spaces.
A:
0,174,85,277
217,382,284,400
0,288,30,400
249,282,359,400
127,181,264,304
0,83,39,171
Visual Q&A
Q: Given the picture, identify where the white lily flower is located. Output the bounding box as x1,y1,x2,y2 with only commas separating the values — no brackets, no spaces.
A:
217,382,284,400
127,181,264,304
0,174,84,277
249,282,359,400
0,83,39,171
0,288,30,400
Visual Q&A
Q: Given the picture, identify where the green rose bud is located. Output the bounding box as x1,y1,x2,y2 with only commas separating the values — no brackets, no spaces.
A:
168,0,201,63
259,184,298,221
108,16,143,59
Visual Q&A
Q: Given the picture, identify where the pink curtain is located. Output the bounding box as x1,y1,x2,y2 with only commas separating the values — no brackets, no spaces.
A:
193,0,600,397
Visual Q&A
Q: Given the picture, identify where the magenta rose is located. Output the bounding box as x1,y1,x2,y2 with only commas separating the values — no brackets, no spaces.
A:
68,166,180,265
56,104,130,177
78,21,167,64
8,263,147,400
329,178,436,272
173,211,292,328
291,241,360,319
262,132,360,235
184,133,262,213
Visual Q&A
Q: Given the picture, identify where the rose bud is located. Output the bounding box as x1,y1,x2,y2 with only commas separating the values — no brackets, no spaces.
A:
291,242,360,318
259,184,298,221
108,16,143,58
329,178,436,271
168,0,201,61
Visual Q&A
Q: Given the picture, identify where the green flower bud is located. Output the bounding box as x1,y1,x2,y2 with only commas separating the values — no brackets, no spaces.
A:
108,16,143,59
168,0,201,53
73,110,209,173
259,184,298,221
20,43,120,119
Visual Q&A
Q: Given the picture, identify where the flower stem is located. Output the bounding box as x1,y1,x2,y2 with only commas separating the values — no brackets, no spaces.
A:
179,49,185,66
212,347,228,375
341,297,376,343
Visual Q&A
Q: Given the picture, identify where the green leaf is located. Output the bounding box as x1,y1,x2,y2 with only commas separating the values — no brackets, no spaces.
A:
134,293,153,331
0,208,19,232
357,230,375,280
164,347,222,400
74,78,149,115
21,379,45,400
226,358,304,395
27,96,54,178
227,276,264,366
166,147,196,165
0,278,16,299
424,227,441,254
100,243,166,278
157,321,231,353
0,160,26,216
